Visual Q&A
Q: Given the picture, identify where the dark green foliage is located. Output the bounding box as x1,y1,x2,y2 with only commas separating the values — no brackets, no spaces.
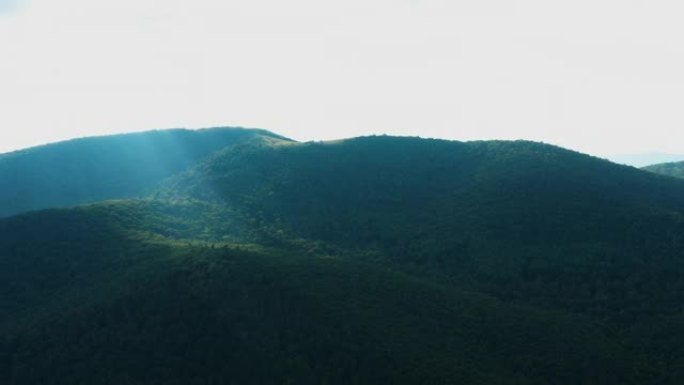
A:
162,136,684,318
165,137,684,250
644,161,684,179
0,127,288,217
5,132,684,383
0,214,651,384
159,136,684,380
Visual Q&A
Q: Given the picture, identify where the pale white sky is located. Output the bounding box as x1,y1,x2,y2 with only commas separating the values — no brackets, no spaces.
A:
2,0,684,157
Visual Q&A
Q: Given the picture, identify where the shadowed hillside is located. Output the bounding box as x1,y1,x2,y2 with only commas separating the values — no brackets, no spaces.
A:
0,202,653,385
4,133,684,383
162,136,684,316
157,136,684,380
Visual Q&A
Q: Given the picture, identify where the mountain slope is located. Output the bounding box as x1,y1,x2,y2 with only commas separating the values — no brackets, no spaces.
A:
0,127,288,217
159,136,684,369
5,134,684,383
162,136,684,287
643,161,684,179
0,203,654,385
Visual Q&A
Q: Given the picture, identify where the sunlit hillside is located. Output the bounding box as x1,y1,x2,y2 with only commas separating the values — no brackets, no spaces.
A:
0,127,288,217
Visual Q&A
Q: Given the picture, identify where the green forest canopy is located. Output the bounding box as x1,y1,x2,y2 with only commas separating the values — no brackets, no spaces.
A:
3,130,684,384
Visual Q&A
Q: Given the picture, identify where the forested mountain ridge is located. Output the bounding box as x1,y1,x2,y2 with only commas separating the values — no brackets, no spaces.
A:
643,160,684,179
0,127,289,217
4,131,684,383
0,200,655,385
157,136,684,379
162,136,684,292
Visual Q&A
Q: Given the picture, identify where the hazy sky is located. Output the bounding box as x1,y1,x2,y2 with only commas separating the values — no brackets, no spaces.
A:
2,0,684,157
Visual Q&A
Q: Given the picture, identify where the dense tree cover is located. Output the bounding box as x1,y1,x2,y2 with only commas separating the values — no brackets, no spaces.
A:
160,136,684,379
644,161,684,179
0,207,652,384
162,137,684,303
0,127,288,217
5,133,684,383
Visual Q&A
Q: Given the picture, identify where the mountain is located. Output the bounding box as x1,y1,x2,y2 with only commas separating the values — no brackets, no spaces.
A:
4,131,684,383
0,202,654,385
160,136,684,377
643,161,684,179
0,127,288,218
163,136,684,317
